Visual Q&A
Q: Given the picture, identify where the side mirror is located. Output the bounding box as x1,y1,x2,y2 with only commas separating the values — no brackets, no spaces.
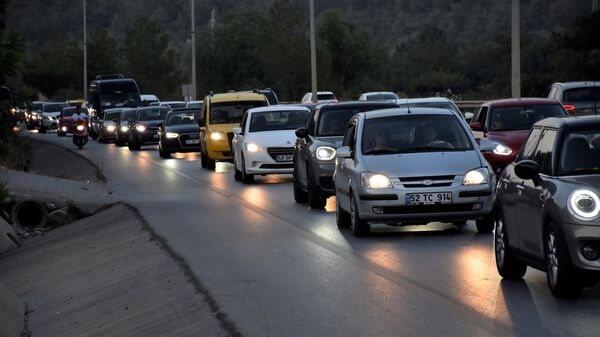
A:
336,146,352,159
515,160,539,180
464,112,474,122
478,139,496,152
470,121,482,131
158,122,164,129
232,127,242,134
295,127,309,139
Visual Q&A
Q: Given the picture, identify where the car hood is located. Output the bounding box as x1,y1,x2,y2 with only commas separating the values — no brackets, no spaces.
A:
313,136,344,148
136,120,162,128
246,130,297,147
486,130,530,153
363,151,483,178
559,175,600,188
165,124,200,134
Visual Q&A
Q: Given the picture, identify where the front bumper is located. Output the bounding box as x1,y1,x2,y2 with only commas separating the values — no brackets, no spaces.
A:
244,150,293,175
563,222,600,272
134,131,159,144
311,161,336,196
161,134,202,153
207,139,233,161
354,184,493,224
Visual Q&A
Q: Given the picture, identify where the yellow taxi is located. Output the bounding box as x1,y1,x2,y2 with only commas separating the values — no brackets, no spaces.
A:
200,91,269,169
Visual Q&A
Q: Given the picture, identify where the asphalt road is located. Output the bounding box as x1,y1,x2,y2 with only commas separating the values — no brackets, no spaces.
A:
29,131,600,337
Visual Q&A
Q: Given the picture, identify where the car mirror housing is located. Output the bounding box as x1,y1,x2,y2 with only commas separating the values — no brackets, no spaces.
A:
478,139,496,152
464,112,474,122
470,121,483,131
232,127,242,134
295,127,309,139
515,160,540,180
336,146,352,159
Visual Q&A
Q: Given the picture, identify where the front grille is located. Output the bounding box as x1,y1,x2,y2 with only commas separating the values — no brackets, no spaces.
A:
227,132,234,150
178,133,201,148
267,147,294,162
380,203,475,214
260,163,294,169
319,177,334,190
399,175,455,188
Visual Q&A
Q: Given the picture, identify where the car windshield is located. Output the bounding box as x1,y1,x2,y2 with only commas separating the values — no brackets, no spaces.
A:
317,104,392,137
166,112,198,125
361,114,474,155
210,100,267,124
137,108,168,121
62,108,77,116
43,103,67,112
121,110,136,120
399,102,460,114
559,130,600,176
366,93,397,101
105,111,122,121
564,87,600,102
31,103,44,111
317,94,336,101
99,82,141,108
489,105,566,131
249,110,309,132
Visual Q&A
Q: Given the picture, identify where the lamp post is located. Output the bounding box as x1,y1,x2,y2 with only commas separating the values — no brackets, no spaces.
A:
191,0,197,100
511,0,521,98
309,0,318,104
83,0,88,101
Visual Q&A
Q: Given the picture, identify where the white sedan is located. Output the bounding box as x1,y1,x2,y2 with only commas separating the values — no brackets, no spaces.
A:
232,105,310,183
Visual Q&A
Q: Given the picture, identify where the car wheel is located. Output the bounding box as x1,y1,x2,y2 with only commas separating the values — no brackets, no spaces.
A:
38,126,47,133
241,155,254,184
293,161,308,203
494,208,527,279
476,213,494,233
307,168,326,209
545,223,582,298
336,197,351,229
350,194,370,236
233,154,242,181
159,147,171,159
200,150,209,168
115,137,125,147
98,136,107,144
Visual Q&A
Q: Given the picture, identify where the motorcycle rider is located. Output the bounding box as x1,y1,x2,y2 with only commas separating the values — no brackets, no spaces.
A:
72,106,88,123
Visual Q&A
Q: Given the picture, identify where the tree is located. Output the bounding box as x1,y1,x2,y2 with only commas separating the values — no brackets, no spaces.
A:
87,27,121,80
0,32,23,84
123,18,181,99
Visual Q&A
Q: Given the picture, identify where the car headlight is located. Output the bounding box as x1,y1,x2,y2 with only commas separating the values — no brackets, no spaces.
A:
120,125,129,132
568,189,600,221
106,125,116,132
76,125,85,131
246,143,261,152
493,143,513,156
316,146,336,160
361,173,392,189
31,115,38,120
211,131,225,141
166,132,179,139
61,126,67,132
136,124,146,132
462,168,488,185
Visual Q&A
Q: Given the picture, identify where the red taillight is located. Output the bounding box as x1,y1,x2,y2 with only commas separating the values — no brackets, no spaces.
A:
563,104,576,111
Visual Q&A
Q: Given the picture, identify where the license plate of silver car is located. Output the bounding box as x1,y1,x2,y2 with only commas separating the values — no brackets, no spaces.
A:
276,155,293,162
185,139,200,144
406,192,452,205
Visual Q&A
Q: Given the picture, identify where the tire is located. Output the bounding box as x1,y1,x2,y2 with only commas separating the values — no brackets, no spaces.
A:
233,155,242,181
115,137,125,147
159,147,171,158
201,151,208,168
90,129,98,140
350,194,370,236
38,126,47,133
494,208,527,279
241,155,254,184
293,161,308,203
476,213,494,233
98,137,107,144
336,197,351,229
307,168,326,209
545,223,582,298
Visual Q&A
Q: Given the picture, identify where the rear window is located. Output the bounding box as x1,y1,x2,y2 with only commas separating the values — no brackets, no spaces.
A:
138,108,168,121
559,130,600,176
564,87,600,102
210,100,268,124
249,110,309,132
399,102,460,114
317,94,337,101
489,105,566,131
164,102,187,109
366,93,398,101
317,104,394,137
43,103,67,112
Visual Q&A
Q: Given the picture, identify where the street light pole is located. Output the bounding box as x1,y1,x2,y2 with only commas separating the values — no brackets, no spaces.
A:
511,0,521,98
309,0,318,104
83,0,88,101
191,0,197,101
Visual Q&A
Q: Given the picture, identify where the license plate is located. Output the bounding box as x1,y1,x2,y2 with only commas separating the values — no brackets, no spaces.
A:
185,139,200,144
406,192,452,205
276,154,293,162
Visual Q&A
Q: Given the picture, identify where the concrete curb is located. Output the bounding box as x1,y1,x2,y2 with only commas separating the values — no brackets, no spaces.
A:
0,282,24,337
0,216,20,254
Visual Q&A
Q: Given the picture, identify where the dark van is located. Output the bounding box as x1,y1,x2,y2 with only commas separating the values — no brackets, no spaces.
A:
88,79,142,139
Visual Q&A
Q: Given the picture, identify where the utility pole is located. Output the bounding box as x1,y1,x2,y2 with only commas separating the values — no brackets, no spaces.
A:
593,0,599,12
309,0,318,104
83,0,88,101
511,0,521,98
191,0,197,100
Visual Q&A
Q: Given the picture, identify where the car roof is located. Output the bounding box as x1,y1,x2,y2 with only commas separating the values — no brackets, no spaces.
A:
247,105,309,114
104,108,123,112
306,91,335,95
137,106,169,111
484,97,560,107
209,92,267,103
319,101,398,110
362,107,456,120
396,97,453,104
534,115,600,129
169,108,200,113
362,91,396,95
160,101,185,104
551,81,600,89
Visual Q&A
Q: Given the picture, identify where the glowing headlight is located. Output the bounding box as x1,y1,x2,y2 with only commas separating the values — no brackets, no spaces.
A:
361,173,392,189
76,125,85,131
166,132,179,139
210,131,225,141
136,124,146,132
493,143,513,156
61,126,67,132
316,146,336,160
246,143,261,152
568,189,600,221
106,125,116,132
120,125,129,132
31,115,38,120
462,168,488,185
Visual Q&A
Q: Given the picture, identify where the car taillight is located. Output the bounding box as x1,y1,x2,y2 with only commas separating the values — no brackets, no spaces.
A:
563,104,576,111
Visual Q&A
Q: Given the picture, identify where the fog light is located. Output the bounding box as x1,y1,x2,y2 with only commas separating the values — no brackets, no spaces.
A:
582,245,599,261
372,207,384,214
472,203,482,211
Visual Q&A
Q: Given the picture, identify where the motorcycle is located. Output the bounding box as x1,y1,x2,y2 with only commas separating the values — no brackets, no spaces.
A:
72,120,89,149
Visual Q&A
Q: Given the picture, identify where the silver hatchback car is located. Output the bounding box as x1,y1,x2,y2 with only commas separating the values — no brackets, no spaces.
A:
333,107,496,236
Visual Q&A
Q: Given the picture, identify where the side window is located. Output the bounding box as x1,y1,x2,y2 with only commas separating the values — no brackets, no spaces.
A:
475,106,488,125
307,110,317,136
240,113,248,132
342,121,356,149
532,129,557,175
201,102,208,126
519,128,543,161
547,87,557,99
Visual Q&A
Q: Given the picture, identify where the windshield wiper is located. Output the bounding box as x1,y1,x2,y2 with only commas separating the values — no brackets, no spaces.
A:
363,149,400,155
400,146,465,153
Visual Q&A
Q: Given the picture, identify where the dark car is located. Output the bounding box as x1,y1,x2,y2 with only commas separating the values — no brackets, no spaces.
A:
96,108,123,143
494,116,600,298
547,81,600,116
25,101,45,130
114,108,136,147
158,108,203,158
470,98,568,177
128,106,169,151
293,101,398,208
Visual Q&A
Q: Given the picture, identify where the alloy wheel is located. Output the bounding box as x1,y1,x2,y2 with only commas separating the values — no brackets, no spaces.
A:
547,232,559,288
495,217,506,269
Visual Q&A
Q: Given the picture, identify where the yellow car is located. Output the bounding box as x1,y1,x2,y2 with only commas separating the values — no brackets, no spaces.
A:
200,91,269,169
